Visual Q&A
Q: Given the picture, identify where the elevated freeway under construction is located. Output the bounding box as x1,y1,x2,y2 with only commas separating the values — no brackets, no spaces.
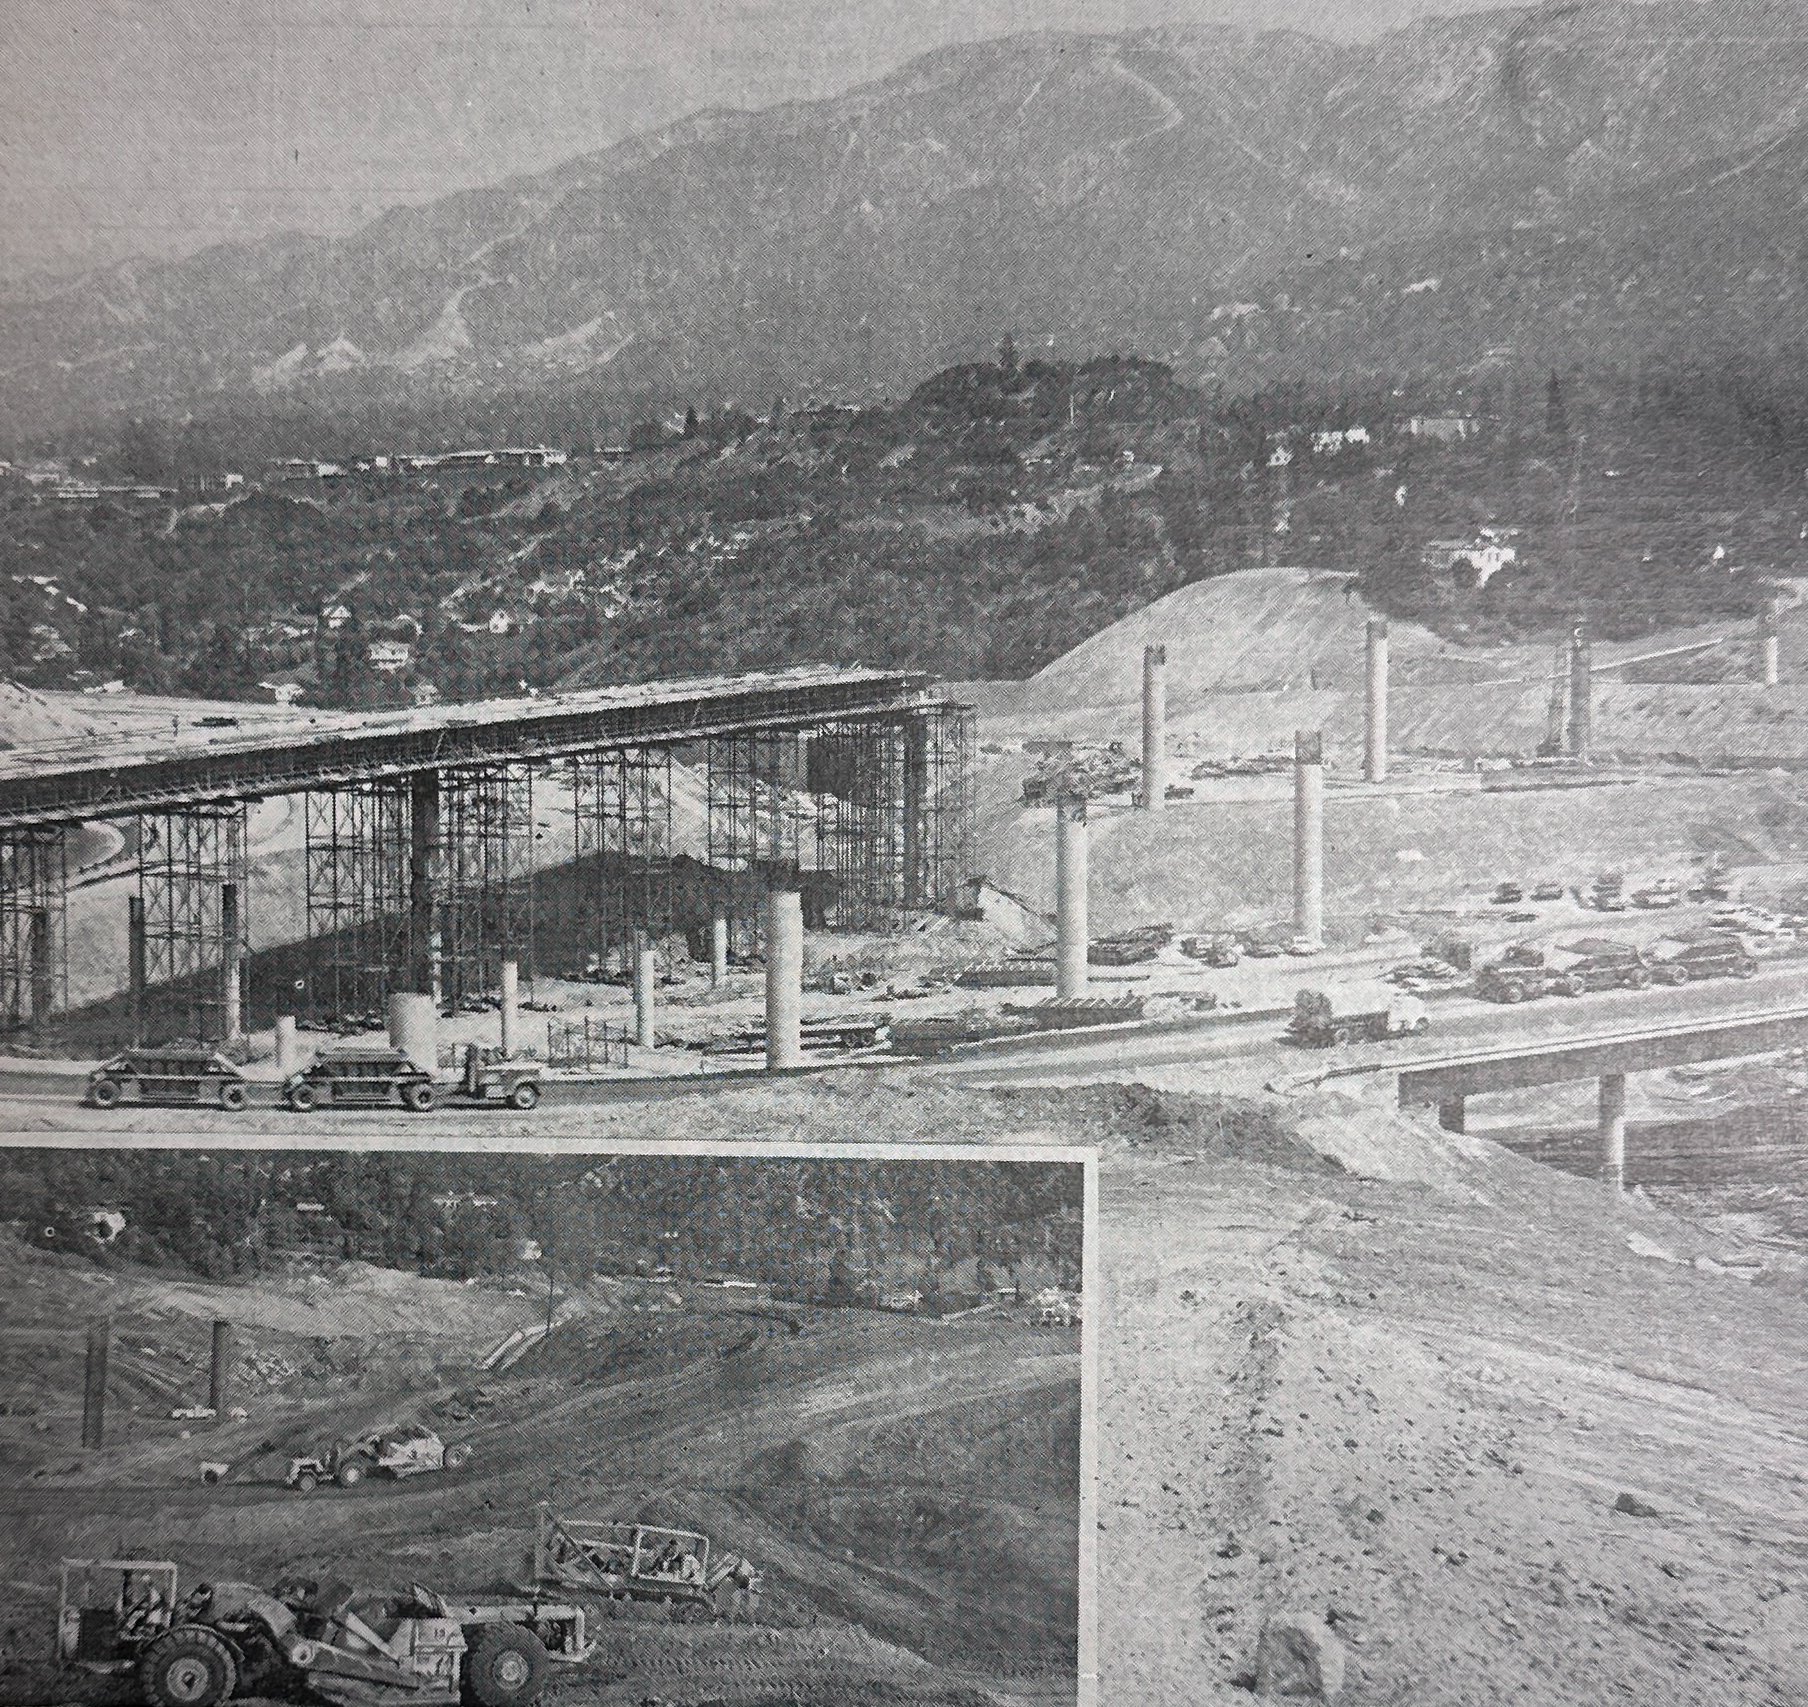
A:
0,666,974,1044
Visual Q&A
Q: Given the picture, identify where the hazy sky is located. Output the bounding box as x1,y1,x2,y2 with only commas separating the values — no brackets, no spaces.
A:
3,0,1548,279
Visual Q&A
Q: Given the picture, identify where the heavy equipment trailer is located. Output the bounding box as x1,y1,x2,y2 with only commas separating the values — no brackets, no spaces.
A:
57,1556,587,1706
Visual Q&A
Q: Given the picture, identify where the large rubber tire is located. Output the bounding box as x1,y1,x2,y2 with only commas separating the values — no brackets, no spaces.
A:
1735,958,1759,979
218,1083,248,1112
404,1080,435,1113
89,1078,122,1109
1625,967,1653,990
508,1080,540,1111
442,1442,471,1471
1500,983,1525,1005
1557,976,1585,997
287,1081,318,1111
292,1469,319,1493
1661,965,1689,986
335,1455,373,1489
140,1626,238,1707
461,1624,548,1706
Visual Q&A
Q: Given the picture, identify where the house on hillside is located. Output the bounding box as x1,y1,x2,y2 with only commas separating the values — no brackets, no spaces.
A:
258,664,317,705
411,682,442,708
1422,528,1519,587
320,602,352,630
1408,415,1480,443
366,638,412,674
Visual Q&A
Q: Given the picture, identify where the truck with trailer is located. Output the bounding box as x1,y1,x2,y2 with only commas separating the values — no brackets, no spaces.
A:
286,1425,470,1492
1286,986,1430,1048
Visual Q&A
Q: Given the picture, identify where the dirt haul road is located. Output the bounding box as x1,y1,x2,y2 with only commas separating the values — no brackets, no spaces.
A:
0,1240,1078,1707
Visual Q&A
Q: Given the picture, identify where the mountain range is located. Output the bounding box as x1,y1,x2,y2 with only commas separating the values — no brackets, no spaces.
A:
6,0,1808,443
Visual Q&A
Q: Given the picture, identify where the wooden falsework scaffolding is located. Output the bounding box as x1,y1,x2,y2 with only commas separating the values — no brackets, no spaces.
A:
571,748,675,977
303,781,414,1023
442,763,537,1009
0,827,66,1031
137,804,247,1043
706,731,803,956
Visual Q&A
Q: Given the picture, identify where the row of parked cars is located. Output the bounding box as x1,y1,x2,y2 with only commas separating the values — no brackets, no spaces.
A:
1475,932,1759,1003
83,1044,542,1112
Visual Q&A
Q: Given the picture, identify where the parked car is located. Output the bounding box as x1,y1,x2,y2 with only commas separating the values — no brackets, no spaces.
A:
1643,933,1759,983
1531,881,1567,902
85,1047,249,1111
1544,938,1655,993
282,1046,435,1112
1179,934,1242,968
1490,881,1524,905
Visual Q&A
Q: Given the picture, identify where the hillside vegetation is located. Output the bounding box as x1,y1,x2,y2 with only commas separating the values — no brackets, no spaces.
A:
3,354,1802,704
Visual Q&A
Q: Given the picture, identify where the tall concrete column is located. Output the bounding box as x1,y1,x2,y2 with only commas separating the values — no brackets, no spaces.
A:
499,959,519,1057
219,881,244,1044
82,1317,110,1449
1293,731,1325,950
1437,1096,1466,1135
208,1319,232,1415
408,769,443,1002
27,906,53,1030
1055,794,1089,999
1364,620,1390,783
1566,620,1592,761
1598,1072,1627,1191
710,909,729,988
1141,644,1167,811
274,1014,299,1076
386,992,437,1075
764,884,804,1072
633,933,657,1050
127,894,147,1045
1762,599,1781,687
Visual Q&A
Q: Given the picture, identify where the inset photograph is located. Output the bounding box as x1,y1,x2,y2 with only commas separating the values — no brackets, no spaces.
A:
0,1146,1087,1707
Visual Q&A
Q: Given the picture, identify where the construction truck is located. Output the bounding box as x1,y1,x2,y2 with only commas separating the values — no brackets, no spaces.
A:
1287,985,1429,1048
56,1556,587,1706
287,1425,469,1493
533,1504,761,1622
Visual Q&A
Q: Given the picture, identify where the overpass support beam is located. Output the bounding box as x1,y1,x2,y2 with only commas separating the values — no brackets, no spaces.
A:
1437,1096,1466,1134
1598,1071,1627,1191
0,827,66,1033
1055,794,1089,1000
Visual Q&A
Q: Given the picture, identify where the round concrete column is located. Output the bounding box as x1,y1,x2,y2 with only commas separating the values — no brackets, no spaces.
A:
1055,794,1089,999
633,937,657,1051
1141,645,1167,811
387,992,438,1076
274,1014,299,1076
1364,620,1390,782
711,910,729,988
499,959,519,1057
1598,1072,1628,1190
1293,731,1325,950
764,887,804,1071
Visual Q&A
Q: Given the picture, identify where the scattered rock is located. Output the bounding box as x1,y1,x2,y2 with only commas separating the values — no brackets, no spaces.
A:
1613,1491,1660,1518
1254,1611,1346,1699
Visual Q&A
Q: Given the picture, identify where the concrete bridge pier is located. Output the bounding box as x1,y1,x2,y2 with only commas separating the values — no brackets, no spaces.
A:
1293,731,1325,951
1055,794,1089,999
1437,1096,1466,1134
1364,621,1389,782
764,881,804,1071
1141,644,1167,811
1598,1071,1627,1190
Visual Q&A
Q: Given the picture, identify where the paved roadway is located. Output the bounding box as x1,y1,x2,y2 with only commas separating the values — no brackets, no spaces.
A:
5,957,1808,1132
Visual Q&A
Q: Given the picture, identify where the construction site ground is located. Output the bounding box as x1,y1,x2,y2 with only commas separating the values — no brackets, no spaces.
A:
0,1228,1080,1707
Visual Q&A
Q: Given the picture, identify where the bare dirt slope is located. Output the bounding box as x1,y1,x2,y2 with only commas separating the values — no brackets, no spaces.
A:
997,564,1808,763
1100,1092,1808,1706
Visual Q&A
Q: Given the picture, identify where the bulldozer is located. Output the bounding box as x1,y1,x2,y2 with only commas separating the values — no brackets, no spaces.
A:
532,1504,761,1622
287,1424,470,1492
56,1555,588,1706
